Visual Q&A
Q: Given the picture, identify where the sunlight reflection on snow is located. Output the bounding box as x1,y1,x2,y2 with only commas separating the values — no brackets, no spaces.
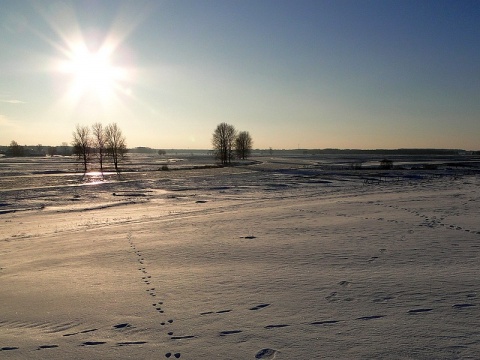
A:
83,171,112,185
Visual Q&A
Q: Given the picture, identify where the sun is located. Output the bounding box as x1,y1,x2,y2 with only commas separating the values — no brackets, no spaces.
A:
31,1,152,112
36,2,149,111
58,43,127,103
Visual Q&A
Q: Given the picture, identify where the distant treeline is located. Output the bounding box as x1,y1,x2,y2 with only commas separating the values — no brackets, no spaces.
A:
296,148,474,155
127,146,157,154
1,145,478,157
0,143,72,157
105,148,480,156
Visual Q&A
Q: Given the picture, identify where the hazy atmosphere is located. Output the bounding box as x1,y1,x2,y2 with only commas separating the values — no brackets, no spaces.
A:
2,2,480,358
1,0,479,149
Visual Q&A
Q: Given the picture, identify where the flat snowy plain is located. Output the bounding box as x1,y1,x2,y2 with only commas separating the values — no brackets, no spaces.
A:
1,154,479,359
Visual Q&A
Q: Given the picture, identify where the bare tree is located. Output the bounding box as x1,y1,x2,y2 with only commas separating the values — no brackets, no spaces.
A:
36,144,44,155
380,158,393,170
235,131,253,160
72,124,91,174
92,122,106,175
47,146,57,156
105,122,127,173
7,140,24,157
61,142,70,156
212,122,237,166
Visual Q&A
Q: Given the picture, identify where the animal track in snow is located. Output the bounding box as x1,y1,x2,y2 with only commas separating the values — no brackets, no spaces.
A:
171,335,195,340
80,341,107,346
219,330,243,336
311,320,340,325
377,202,480,235
255,348,277,359
356,315,385,321
408,308,433,314
200,309,232,315
165,352,181,358
250,303,270,311
325,291,338,301
117,341,147,346
127,233,182,354
37,344,59,350
113,323,131,329
200,303,271,316
63,328,97,337
452,303,475,309
264,324,290,329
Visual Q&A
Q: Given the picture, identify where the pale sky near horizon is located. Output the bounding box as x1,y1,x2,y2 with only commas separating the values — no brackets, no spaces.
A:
0,0,479,150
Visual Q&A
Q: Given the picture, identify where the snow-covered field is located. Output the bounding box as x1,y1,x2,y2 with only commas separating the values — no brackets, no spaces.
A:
1,155,479,359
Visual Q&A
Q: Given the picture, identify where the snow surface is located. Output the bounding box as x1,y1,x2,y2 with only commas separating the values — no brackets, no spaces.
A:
1,155,479,359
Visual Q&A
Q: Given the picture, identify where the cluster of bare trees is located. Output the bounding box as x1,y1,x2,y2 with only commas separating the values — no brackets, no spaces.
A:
72,122,127,174
4,141,72,157
212,123,253,166
6,140,25,157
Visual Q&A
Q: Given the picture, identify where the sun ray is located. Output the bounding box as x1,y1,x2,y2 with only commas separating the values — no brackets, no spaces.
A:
25,2,156,114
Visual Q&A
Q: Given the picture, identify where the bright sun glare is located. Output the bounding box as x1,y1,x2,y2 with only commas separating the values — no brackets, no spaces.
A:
59,44,127,103
39,2,146,110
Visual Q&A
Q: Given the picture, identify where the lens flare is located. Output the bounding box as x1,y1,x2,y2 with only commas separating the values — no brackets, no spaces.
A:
28,2,153,113
58,42,129,104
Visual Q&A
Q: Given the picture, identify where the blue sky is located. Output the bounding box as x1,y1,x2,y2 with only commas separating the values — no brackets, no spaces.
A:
1,0,479,149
